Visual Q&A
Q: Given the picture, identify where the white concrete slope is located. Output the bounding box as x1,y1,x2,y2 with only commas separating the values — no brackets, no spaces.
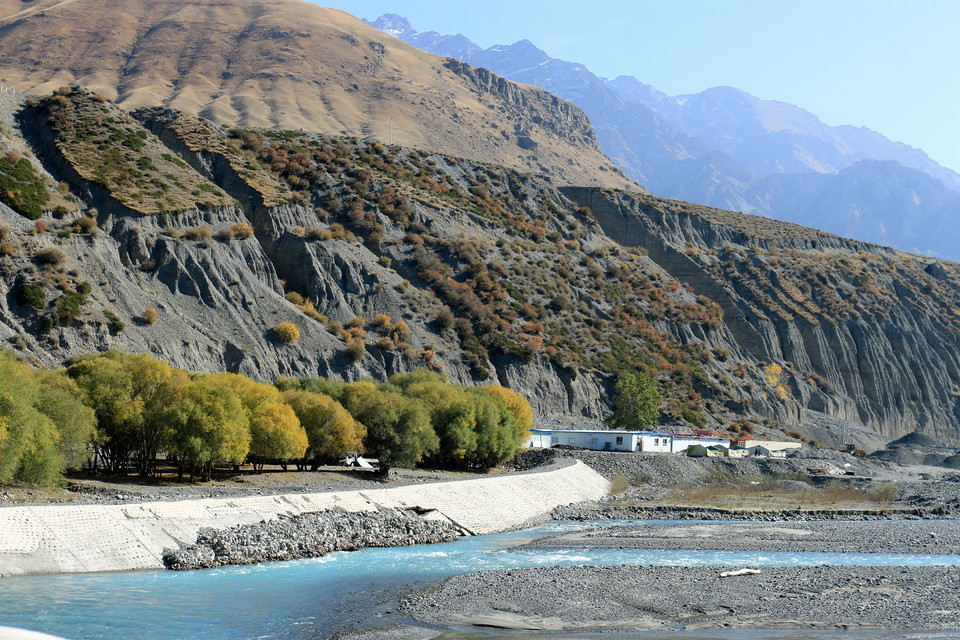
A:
0,460,608,577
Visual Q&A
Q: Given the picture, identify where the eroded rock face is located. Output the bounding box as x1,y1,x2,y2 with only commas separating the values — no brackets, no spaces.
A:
3,92,960,444
560,187,960,441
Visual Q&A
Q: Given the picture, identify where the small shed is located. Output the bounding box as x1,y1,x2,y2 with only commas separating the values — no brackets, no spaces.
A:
527,429,553,448
686,444,708,457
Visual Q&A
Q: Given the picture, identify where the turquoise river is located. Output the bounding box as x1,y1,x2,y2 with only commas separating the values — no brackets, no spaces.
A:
1,520,958,639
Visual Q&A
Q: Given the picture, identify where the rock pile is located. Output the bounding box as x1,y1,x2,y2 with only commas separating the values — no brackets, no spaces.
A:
162,507,460,570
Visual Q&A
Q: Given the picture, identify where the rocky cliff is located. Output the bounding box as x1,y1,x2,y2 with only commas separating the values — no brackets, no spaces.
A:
561,187,960,442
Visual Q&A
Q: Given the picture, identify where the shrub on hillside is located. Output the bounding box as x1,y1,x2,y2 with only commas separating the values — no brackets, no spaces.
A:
74,216,98,234
35,247,65,266
346,338,366,362
142,307,159,326
275,322,300,344
18,283,46,309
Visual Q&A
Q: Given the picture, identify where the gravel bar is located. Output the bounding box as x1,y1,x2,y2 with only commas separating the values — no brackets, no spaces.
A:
521,520,960,554
400,564,960,632
163,507,460,570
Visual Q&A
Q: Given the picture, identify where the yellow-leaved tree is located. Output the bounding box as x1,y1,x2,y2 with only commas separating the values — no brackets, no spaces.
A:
204,373,307,471
283,390,365,469
483,385,534,438
164,377,250,481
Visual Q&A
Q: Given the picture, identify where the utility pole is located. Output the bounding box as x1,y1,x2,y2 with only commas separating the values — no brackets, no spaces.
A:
389,118,393,145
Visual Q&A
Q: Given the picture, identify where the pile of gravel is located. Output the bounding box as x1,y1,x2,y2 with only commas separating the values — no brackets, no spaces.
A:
887,431,941,449
869,448,926,465
162,507,460,570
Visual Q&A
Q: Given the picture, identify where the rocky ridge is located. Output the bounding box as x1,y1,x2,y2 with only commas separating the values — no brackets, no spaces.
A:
373,14,960,260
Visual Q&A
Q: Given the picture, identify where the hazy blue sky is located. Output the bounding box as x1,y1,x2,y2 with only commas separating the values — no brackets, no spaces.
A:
314,0,960,174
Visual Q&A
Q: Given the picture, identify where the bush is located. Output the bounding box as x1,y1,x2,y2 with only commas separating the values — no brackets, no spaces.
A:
346,338,366,362
35,247,66,266
275,322,300,344
55,290,86,324
0,155,50,220
231,222,254,239
284,291,305,306
142,307,159,325
184,227,213,245
104,310,125,334
75,216,98,234
18,283,46,309
434,309,454,331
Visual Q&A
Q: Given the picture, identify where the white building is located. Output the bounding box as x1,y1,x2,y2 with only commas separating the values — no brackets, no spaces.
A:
525,429,731,454
738,439,802,452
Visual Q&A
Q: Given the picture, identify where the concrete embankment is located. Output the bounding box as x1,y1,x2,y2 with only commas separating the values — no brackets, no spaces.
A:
0,460,608,577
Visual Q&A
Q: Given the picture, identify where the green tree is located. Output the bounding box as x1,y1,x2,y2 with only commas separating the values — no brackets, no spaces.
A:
349,388,438,475
164,378,249,481
205,373,307,471
389,368,447,391
275,376,347,402
604,371,662,430
68,352,182,476
469,389,525,467
404,381,476,465
0,352,62,485
68,353,142,474
283,390,365,469
32,370,97,471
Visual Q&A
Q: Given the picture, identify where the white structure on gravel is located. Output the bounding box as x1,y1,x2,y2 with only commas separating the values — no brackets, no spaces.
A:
526,429,730,454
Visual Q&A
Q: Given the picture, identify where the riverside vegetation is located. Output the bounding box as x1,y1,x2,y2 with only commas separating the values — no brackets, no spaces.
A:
0,349,532,487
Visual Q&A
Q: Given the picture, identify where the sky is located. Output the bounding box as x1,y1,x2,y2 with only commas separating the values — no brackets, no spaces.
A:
314,0,960,174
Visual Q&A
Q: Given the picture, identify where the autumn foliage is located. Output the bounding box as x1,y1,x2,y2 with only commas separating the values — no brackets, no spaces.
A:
0,349,535,486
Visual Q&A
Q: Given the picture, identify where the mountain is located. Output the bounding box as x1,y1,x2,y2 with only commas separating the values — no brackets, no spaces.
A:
372,15,960,259
0,0,636,191
612,81,960,191
2,88,960,448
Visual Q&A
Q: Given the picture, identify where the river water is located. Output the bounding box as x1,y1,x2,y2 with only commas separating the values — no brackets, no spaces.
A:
1,520,958,640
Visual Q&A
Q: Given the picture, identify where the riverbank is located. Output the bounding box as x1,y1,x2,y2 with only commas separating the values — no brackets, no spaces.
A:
0,459,608,576
374,518,960,636
399,564,960,633
513,448,960,519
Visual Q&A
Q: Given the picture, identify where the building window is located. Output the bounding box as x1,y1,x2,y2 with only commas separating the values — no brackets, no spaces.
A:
551,437,559,444
590,437,598,444
654,438,659,445
569,438,576,444
616,436,623,444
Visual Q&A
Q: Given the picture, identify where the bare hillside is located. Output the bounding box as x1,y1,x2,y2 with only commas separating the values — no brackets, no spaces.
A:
0,0,636,190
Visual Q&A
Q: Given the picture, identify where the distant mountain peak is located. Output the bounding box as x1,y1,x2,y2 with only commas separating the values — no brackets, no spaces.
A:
369,13,414,38
374,13,960,259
